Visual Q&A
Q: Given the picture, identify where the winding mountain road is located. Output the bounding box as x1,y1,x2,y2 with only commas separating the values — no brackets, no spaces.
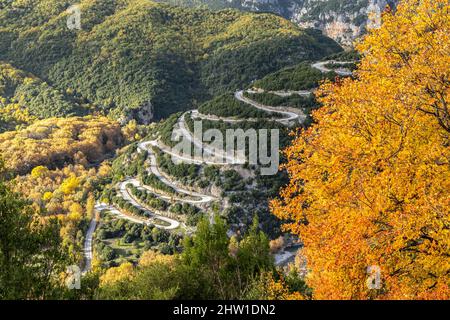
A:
234,90,306,125
311,60,354,76
191,109,260,123
177,112,245,165
82,218,97,274
133,142,216,204
84,59,355,273
175,89,306,166
267,90,312,97
118,180,180,230
96,203,152,225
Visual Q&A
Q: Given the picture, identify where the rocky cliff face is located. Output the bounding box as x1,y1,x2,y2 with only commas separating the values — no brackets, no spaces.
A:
163,0,398,46
287,0,398,46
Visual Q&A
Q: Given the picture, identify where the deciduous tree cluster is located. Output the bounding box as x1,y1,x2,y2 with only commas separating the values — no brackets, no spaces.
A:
272,0,450,299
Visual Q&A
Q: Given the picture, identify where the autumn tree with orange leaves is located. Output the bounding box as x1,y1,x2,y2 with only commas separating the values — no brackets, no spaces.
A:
271,0,449,300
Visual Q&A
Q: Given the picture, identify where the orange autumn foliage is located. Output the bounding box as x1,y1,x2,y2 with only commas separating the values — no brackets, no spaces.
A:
257,272,306,300
271,0,449,300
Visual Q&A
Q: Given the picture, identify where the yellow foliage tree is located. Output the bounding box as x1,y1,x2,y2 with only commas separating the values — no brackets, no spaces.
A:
122,119,138,142
31,165,48,179
269,236,285,254
0,116,123,175
271,0,449,300
255,272,305,300
42,191,53,201
139,250,175,267
60,175,80,195
100,262,135,286
97,162,111,178
68,203,83,221
86,193,95,220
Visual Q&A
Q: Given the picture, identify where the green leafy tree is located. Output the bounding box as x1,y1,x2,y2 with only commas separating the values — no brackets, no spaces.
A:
95,215,274,300
0,160,69,299
178,215,273,299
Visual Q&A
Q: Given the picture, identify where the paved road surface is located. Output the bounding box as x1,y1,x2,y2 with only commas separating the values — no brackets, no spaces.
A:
82,218,97,274
311,60,354,76
235,90,305,125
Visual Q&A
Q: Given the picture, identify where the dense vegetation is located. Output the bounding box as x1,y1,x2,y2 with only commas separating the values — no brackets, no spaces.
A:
0,116,123,174
198,93,278,119
250,62,336,91
0,162,71,299
13,163,109,263
0,0,331,302
185,112,293,150
111,194,151,219
127,184,170,211
159,0,396,46
95,212,181,267
200,29,340,97
154,146,200,184
169,202,202,226
243,92,319,111
0,115,123,267
4,0,444,303
323,49,360,62
0,62,84,132
159,113,182,147
140,172,177,196
97,216,306,299
110,144,148,183
0,0,342,121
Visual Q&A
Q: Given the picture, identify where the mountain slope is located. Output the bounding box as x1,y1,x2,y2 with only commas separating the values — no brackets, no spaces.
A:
0,0,342,122
160,0,399,46
0,61,85,132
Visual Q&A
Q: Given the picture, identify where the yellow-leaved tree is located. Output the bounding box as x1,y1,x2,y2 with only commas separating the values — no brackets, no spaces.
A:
271,0,449,300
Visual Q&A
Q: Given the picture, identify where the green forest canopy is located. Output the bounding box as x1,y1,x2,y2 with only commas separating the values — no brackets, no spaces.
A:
0,0,342,121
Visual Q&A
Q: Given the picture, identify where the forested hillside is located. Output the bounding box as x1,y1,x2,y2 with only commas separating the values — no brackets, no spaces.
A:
0,116,123,174
0,62,85,132
0,0,341,122
1,0,446,303
160,0,399,46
